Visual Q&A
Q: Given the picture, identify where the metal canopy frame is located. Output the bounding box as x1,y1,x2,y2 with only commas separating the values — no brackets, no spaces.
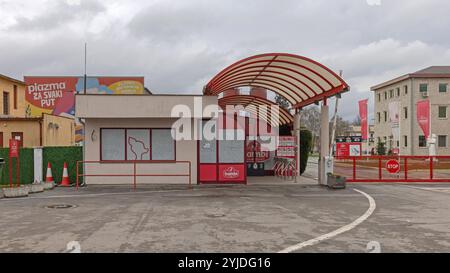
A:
204,53,349,109
218,95,294,127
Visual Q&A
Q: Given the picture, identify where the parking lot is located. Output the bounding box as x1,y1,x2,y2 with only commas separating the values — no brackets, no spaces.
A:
1,180,450,253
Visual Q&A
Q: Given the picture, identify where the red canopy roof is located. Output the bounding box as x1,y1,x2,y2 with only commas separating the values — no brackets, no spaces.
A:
204,53,349,109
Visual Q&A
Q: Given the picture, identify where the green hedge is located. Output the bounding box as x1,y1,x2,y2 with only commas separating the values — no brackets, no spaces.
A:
299,129,313,175
0,148,34,185
43,146,83,185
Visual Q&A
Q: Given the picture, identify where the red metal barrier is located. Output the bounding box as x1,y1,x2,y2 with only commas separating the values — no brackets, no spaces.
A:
334,156,450,183
76,160,192,190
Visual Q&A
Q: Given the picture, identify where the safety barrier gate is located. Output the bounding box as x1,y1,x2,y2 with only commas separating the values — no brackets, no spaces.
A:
334,156,450,182
274,157,297,181
76,160,192,189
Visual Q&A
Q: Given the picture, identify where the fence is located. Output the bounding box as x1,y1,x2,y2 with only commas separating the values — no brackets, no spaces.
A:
76,160,192,189
334,156,450,182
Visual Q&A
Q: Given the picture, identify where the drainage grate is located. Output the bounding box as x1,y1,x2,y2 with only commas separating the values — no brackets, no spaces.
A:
45,204,77,209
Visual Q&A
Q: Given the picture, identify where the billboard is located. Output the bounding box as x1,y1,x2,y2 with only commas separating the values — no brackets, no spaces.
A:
24,76,145,143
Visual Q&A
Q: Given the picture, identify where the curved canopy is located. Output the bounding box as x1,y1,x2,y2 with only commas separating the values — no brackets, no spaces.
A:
204,53,349,108
219,95,293,127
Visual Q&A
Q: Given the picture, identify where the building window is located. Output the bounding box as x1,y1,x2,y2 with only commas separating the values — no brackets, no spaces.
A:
438,106,447,119
438,135,447,148
439,83,448,93
384,111,387,122
419,135,427,147
403,135,408,147
403,107,408,119
396,88,400,97
419,84,428,92
151,129,175,160
377,112,381,123
101,128,175,161
378,93,381,102
13,85,17,110
389,90,394,98
384,91,387,100
404,85,408,95
3,92,9,115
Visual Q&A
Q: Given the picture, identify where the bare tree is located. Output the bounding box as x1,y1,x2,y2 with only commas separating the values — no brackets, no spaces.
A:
299,106,321,152
352,115,361,126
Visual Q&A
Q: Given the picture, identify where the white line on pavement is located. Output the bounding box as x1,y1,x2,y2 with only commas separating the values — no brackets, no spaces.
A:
278,188,377,253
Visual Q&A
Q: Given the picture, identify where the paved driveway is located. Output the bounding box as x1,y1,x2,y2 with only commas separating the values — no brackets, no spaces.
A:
1,182,450,253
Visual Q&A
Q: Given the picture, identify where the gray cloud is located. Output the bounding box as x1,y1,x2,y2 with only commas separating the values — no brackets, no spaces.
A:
1,0,449,120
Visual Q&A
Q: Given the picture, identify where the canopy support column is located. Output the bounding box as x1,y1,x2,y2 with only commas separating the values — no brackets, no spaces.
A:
294,110,301,182
319,101,329,185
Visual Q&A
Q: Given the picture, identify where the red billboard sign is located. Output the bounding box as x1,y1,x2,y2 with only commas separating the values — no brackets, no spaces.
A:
336,142,362,157
24,76,145,143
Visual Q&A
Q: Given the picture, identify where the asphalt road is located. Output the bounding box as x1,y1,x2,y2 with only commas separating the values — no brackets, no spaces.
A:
1,182,450,253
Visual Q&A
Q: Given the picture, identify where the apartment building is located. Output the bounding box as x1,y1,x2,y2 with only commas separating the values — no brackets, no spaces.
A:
371,66,450,155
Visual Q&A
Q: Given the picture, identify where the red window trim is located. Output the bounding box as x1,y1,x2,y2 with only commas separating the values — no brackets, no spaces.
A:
100,128,176,162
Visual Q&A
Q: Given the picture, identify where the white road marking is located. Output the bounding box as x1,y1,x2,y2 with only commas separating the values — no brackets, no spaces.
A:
403,185,450,194
278,188,376,253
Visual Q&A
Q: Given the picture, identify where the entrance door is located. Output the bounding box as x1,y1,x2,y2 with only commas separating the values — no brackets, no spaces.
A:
11,132,23,147
198,120,246,184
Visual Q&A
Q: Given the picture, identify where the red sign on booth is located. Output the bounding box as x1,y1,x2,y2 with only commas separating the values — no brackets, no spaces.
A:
9,139,19,158
246,141,270,163
386,159,400,174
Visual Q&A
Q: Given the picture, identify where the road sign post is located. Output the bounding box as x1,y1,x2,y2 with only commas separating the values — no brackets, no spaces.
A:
9,139,20,188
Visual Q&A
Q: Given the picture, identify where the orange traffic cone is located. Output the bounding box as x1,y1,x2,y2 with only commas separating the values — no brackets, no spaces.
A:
45,162,54,183
60,162,70,187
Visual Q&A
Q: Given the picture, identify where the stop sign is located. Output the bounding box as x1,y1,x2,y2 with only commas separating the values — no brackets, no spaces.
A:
386,159,400,174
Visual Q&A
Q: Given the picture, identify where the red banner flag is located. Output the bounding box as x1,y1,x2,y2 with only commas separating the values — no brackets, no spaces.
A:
416,100,430,138
358,99,369,140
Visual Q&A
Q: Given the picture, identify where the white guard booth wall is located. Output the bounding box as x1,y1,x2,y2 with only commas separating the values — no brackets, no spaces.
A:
76,94,218,185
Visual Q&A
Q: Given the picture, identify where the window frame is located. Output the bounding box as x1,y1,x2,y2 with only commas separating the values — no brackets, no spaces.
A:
418,135,427,148
439,83,447,93
438,135,447,148
419,83,428,93
100,128,176,162
3,91,9,115
438,106,447,119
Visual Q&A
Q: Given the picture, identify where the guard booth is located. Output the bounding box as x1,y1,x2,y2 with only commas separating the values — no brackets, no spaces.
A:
203,53,350,185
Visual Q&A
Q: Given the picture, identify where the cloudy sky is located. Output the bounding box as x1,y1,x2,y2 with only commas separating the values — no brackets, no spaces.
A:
1,0,450,121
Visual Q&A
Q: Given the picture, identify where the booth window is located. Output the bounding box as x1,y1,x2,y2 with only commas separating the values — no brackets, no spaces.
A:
151,129,175,160
101,128,175,161
101,129,126,160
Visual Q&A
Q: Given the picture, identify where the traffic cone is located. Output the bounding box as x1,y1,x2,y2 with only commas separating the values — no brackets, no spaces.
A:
60,162,70,187
45,162,54,183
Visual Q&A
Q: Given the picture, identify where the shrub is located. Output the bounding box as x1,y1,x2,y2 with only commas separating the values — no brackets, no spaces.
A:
299,129,313,175
0,148,34,185
43,146,83,184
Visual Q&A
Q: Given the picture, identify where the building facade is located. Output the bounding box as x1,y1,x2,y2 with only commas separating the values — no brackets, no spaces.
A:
0,74,75,147
371,66,450,155
341,125,375,154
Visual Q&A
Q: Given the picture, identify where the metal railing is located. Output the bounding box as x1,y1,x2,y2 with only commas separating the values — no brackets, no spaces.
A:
76,160,192,189
334,155,450,182
274,157,297,181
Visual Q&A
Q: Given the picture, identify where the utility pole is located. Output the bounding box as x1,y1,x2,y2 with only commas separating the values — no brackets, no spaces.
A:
84,42,87,94
329,70,343,157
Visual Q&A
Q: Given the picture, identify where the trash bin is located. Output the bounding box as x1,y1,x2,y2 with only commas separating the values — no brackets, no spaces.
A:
0,158,4,183
327,173,346,189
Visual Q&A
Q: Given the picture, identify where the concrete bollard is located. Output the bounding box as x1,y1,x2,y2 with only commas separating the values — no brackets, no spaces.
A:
29,183,45,194
43,182,55,190
2,186,30,198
